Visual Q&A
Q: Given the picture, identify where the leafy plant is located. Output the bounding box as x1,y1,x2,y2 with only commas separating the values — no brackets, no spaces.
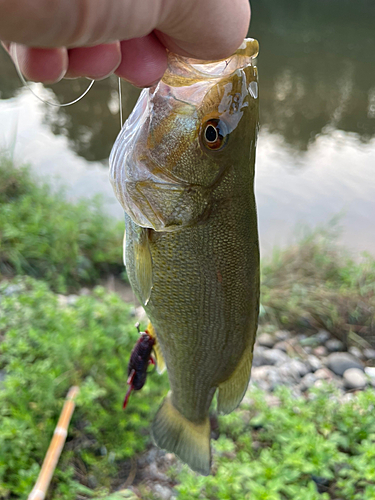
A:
172,386,375,500
0,153,125,292
0,278,168,499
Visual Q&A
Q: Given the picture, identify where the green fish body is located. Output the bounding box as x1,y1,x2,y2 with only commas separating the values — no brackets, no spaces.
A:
110,39,260,475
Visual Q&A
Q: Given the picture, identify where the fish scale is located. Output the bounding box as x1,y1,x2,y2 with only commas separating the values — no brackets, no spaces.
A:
110,38,260,475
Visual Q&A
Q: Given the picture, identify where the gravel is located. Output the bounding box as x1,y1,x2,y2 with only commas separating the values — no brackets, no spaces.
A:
306,355,322,372
313,346,328,357
325,339,345,352
257,332,276,348
326,352,364,376
299,373,317,391
363,348,375,360
262,349,289,366
343,368,367,390
273,341,288,352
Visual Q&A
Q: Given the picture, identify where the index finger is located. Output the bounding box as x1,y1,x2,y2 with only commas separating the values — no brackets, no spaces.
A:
0,0,250,61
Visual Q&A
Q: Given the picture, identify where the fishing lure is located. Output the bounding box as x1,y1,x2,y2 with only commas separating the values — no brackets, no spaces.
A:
123,323,156,409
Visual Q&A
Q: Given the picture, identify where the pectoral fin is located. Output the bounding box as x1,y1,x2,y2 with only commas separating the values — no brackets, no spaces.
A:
146,322,166,374
132,225,153,306
217,344,254,414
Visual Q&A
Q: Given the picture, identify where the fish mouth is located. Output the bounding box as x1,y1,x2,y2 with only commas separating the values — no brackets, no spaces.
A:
162,38,259,87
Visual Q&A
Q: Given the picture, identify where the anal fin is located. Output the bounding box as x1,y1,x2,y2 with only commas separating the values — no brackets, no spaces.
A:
217,344,254,415
151,393,211,475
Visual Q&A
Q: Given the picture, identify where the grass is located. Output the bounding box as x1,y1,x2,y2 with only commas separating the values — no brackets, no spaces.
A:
260,222,375,348
171,386,375,500
1,154,375,499
1,278,374,500
0,153,125,293
0,277,169,499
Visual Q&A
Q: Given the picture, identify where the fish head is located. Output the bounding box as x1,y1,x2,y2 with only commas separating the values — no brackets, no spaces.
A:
110,38,259,231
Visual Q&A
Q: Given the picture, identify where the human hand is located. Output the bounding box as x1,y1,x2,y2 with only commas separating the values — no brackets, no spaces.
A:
0,0,250,87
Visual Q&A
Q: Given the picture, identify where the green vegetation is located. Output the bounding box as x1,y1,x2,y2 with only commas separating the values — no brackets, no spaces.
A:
173,386,375,500
261,222,375,347
0,278,168,499
1,156,375,499
0,154,124,293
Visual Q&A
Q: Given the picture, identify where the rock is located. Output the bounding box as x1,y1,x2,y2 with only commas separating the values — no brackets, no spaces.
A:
278,363,301,384
250,366,281,391
300,373,317,391
364,366,375,378
264,394,281,407
326,352,364,376
79,287,91,296
316,330,331,343
298,334,313,346
314,377,343,390
363,348,375,360
314,368,334,380
348,346,364,360
311,474,330,494
314,379,328,389
3,284,23,296
57,294,68,307
87,474,98,489
138,447,159,466
257,333,275,348
252,346,269,367
153,484,173,500
286,359,311,377
326,339,345,352
340,393,355,404
313,346,328,357
67,294,78,305
275,330,291,341
307,355,322,372
249,378,270,392
148,462,169,482
262,349,289,366
273,341,288,352
343,368,367,390
252,441,262,451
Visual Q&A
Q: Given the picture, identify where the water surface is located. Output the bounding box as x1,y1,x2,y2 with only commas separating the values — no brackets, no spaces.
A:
0,0,374,256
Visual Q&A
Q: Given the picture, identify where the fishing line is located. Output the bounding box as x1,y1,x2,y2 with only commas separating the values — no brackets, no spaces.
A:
118,77,123,128
12,46,95,107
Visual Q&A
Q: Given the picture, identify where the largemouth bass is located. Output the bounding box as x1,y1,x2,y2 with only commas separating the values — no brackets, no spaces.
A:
109,38,260,475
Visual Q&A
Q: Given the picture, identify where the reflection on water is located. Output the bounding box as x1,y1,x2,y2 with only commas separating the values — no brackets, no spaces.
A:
256,129,375,254
43,78,140,162
0,0,374,256
251,0,375,150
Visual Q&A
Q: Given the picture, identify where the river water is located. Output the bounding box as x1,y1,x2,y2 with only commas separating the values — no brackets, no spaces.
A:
0,0,374,257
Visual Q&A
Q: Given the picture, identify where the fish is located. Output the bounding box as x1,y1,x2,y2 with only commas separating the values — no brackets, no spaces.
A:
109,38,260,475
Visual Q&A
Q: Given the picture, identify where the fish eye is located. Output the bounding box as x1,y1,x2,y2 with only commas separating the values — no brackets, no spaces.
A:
201,119,228,151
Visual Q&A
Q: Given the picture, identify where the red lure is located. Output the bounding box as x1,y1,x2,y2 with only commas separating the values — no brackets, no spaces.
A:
123,324,155,409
